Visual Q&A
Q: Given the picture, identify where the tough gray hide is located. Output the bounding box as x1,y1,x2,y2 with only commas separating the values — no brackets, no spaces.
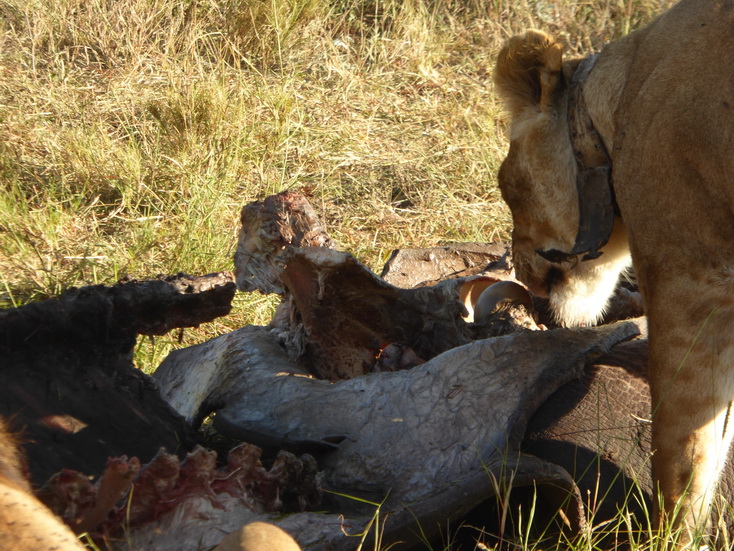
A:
155,318,639,548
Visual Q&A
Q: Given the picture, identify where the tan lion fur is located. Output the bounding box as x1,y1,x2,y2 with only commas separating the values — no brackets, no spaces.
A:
0,419,86,550
495,0,734,542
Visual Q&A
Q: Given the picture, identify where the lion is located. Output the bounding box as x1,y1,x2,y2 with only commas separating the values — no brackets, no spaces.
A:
0,419,86,550
494,0,734,543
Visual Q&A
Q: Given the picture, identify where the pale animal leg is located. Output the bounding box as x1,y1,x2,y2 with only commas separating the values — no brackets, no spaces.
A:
648,300,734,545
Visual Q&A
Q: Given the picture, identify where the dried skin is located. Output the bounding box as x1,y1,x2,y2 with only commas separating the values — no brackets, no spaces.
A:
0,272,234,485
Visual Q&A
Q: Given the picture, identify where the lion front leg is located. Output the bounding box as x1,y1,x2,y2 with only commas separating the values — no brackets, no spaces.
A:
647,292,734,545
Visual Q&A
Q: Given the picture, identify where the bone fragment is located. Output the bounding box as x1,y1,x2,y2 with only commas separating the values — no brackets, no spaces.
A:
472,280,534,323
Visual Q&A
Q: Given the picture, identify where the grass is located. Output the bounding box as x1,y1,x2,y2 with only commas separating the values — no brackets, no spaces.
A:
0,0,678,548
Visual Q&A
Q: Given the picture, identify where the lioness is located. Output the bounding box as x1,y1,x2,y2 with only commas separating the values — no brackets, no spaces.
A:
494,0,734,541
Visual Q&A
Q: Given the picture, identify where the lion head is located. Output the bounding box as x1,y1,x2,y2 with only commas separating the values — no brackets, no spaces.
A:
494,30,631,327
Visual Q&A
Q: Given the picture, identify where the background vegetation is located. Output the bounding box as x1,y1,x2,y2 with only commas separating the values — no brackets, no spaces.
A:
0,1,676,546
0,0,673,365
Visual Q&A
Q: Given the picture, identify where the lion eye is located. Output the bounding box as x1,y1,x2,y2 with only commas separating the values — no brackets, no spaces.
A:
536,248,575,264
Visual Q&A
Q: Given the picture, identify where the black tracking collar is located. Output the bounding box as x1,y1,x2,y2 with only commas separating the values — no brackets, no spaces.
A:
537,54,617,264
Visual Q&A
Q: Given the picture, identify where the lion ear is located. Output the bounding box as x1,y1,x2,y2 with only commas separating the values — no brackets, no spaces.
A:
494,30,564,119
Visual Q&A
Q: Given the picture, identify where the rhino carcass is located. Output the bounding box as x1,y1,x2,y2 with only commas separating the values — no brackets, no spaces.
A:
147,193,650,549
153,245,640,549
